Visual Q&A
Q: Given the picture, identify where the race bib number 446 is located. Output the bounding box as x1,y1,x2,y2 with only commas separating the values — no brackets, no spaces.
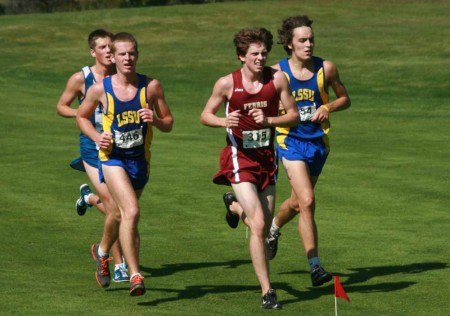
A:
243,128,271,148
114,128,144,149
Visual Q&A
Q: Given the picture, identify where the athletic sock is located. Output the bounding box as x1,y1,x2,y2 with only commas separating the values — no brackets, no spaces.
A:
98,245,109,258
130,273,142,280
269,219,280,236
84,193,93,207
309,257,321,271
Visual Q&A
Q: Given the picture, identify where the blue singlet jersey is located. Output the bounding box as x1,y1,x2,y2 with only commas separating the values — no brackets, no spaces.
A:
70,66,104,171
99,74,153,162
276,57,330,141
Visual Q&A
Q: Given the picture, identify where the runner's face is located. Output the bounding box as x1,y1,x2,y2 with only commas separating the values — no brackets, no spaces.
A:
289,26,314,61
240,43,268,73
92,37,112,66
112,41,138,74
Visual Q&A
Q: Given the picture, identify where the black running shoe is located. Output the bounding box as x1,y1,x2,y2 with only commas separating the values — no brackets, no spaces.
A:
311,265,332,287
261,289,282,310
90,243,112,288
223,192,239,229
76,184,92,216
265,231,280,260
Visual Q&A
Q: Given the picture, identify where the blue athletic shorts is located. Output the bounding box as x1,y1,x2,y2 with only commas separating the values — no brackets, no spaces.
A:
70,135,99,172
277,136,329,176
80,134,99,168
99,157,149,191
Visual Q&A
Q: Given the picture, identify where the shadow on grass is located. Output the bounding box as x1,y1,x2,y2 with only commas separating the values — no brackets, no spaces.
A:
113,261,448,307
343,261,448,286
139,259,252,277
105,259,253,295
279,261,448,302
138,284,261,306
137,282,349,307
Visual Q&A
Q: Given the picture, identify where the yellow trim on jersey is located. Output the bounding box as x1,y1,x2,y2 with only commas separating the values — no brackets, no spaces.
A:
317,67,328,104
317,67,330,135
139,86,153,170
99,93,115,161
139,88,146,109
103,92,115,133
283,71,291,84
276,133,288,150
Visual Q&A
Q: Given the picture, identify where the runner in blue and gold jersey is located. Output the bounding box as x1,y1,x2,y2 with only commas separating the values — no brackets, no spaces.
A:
77,32,173,296
99,73,152,191
56,29,129,283
268,15,351,286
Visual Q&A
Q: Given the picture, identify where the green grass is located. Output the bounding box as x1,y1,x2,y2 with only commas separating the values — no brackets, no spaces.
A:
1,0,449,315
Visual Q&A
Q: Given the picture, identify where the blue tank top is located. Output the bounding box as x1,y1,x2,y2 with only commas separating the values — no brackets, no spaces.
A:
276,57,330,140
100,74,152,161
79,66,103,133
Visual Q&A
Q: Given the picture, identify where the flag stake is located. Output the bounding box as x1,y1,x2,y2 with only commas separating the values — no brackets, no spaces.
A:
334,275,351,315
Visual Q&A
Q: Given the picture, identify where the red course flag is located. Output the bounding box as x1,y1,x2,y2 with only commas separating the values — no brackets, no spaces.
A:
334,276,351,303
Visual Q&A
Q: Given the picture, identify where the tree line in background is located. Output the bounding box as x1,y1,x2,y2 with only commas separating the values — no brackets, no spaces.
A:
0,0,242,15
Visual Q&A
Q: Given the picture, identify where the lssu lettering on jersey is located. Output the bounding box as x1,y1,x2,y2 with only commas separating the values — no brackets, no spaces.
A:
292,88,315,102
116,110,141,127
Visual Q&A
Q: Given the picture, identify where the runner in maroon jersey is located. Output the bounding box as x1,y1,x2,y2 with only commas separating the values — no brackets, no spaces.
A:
200,27,298,310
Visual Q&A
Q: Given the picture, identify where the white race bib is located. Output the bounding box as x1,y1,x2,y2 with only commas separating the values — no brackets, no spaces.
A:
243,128,271,148
299,104,316,122
114,128,144,149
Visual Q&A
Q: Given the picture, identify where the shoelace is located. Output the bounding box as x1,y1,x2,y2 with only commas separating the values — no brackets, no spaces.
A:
263,292,276,304
131,275,144,285
100,257,112,275
267,234,278,245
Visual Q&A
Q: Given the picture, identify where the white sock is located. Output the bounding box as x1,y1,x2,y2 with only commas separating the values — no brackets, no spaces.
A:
98,245,108,258
84,193,93,206
269,219,280,235
130,273,142,279
309,257,321,270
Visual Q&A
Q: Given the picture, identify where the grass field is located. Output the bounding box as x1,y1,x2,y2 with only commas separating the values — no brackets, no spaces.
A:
0,0,449,315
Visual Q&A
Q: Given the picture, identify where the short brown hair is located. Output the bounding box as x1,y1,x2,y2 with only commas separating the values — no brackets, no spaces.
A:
111,32,138,54
233,27,273,57
278,16,313,54
87,29,113,50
